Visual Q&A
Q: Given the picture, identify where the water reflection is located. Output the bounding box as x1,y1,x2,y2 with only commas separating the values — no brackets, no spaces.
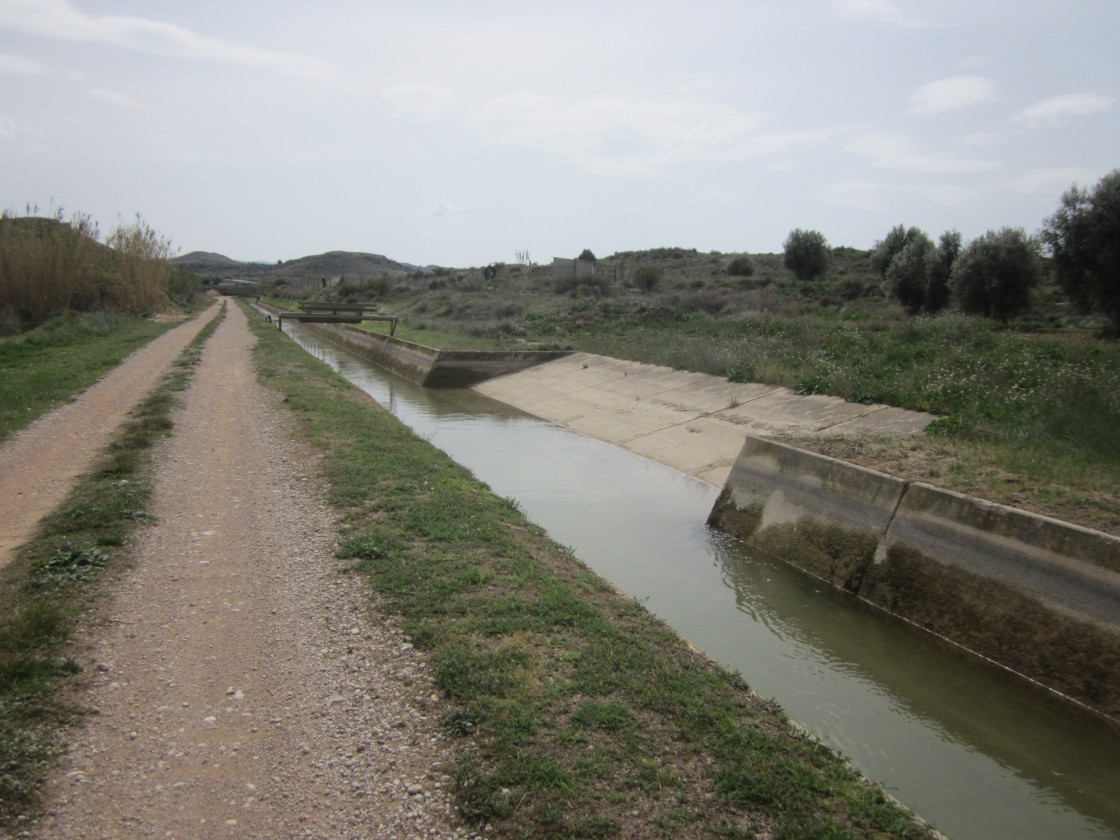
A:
285,323,1120,840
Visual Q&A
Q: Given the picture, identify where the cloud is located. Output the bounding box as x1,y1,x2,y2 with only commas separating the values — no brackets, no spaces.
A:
468,92,821,178
847,132,998,174
907,76,999,115
0,113,40,139
819,180,979,211
1016,93,1113,126
830,0,933,28
381,84,461,117
432,199,469,218
0,50,46,74
1008,168,1096,195
87,88,140,109
0,0,339,81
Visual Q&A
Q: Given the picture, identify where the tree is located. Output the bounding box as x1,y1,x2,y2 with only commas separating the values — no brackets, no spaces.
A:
950,228,1041,323
577,248,597,263
782,229,829,281
870,224,924,279
926,230,961,314
1040,169,1120,332
884,232,935,315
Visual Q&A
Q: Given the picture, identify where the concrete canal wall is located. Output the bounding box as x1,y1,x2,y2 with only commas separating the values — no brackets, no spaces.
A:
708,435,1120,720
259,304,569,386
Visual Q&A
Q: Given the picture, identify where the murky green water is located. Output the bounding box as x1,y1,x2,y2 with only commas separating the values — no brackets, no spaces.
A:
286,323,1120,840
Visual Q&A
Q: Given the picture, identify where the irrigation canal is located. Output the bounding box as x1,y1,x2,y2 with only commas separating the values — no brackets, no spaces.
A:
282,322,1120,840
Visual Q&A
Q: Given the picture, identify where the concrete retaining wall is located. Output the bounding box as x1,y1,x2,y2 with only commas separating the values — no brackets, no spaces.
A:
257,303,569,386
709,435,1120,720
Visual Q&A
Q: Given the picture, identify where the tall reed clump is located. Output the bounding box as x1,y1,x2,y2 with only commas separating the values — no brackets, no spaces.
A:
0,213,103,329
105,213,174,315
0,209,179,332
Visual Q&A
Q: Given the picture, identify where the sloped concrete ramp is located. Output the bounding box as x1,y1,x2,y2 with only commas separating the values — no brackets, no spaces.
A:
473,352,933,487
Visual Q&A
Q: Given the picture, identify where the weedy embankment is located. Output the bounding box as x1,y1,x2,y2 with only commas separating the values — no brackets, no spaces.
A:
247,304,936,839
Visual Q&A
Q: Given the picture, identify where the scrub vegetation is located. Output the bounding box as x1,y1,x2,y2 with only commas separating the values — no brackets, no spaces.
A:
247,308,936,839
0,307,223,832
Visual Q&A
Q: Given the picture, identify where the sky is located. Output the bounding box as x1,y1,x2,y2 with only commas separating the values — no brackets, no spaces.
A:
1,0,1117,267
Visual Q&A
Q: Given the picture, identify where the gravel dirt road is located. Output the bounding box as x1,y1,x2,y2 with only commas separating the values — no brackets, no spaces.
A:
24,302,467,838
0,305,223,568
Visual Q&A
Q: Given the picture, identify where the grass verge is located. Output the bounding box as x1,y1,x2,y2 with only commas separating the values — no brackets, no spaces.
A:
0,311,187,445
247,306,937,839
0,304,224,833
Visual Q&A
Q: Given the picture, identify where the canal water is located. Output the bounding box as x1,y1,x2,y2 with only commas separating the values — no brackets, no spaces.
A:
284,323,1120,840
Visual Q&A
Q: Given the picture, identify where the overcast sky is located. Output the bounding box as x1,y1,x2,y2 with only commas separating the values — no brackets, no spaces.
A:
1,1,1116,266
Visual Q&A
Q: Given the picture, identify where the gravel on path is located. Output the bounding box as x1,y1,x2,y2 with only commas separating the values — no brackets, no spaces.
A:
0,304,222,568
32,302,468,839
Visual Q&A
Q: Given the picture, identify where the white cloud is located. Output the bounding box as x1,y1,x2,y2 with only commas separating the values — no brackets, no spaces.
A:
0,0,339,80
0,50,46,74
432,199,469,218
0,113,39,139
830,0,933,28
908,76,999,115
88,88,140,109
847,132,998,174
1008,168,1096,195
1016,93,1113,126
468,92,820,178
819,180,979,211
381,84,461,117
818,181,892,211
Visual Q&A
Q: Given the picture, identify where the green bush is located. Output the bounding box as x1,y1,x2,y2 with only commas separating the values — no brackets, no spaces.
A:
783,229,830,281
950,228,1041,323
727,256,755,277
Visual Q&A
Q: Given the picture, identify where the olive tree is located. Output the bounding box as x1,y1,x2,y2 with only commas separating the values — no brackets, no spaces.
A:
926,230,961,314
782,228,829,281
870,224,924,279
1040,169,1120,332
950,228,1041,323
884,232,935,315
872,225,959,314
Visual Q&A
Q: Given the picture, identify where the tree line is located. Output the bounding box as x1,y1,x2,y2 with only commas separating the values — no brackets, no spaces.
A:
781,170,1120,331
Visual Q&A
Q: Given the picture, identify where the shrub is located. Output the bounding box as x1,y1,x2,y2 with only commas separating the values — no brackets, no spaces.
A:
926,230,961,314
782,229,830,281
870,225,925,279
1040,169,1120,332
884,233,935,315
726,256,755,277
950,228,1042,323
633,266,661,292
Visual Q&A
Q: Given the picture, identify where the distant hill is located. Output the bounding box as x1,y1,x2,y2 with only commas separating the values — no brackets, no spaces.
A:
171,251,243,268
272,251,409,280
169,249,413,284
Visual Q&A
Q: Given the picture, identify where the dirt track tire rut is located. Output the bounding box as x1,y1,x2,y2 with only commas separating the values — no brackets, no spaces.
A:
33,302,465,839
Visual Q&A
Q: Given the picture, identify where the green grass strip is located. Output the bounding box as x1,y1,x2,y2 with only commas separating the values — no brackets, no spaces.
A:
0,304,225,832
247,306,937,839
0,311,193,446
